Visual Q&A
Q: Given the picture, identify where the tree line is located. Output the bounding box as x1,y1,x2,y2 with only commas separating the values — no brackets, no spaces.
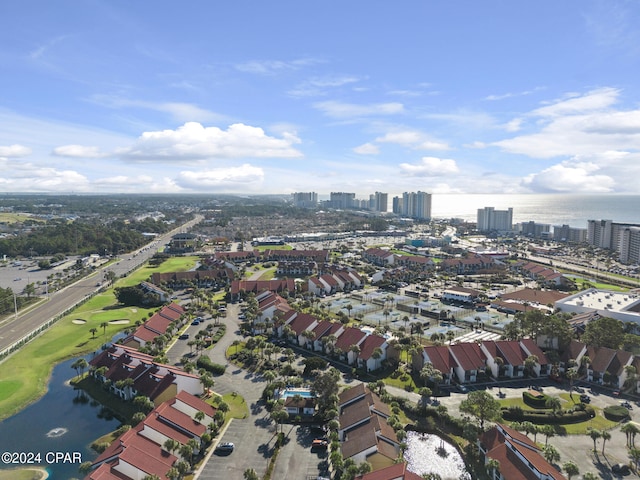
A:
0,218,170,257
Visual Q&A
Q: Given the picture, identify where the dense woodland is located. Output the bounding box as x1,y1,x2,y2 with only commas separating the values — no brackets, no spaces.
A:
0,217,172,257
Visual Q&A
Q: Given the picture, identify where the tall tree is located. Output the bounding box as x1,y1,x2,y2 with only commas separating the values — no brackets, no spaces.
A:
581,316,625,349
459,390,502,430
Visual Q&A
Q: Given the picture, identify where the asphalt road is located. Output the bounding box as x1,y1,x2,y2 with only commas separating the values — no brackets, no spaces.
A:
0,215,202,356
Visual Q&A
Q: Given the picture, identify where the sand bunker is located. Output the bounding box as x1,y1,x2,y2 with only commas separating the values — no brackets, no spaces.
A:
72,319,87,324
109,319,130,325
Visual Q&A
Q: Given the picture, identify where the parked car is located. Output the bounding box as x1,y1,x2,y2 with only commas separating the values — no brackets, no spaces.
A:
529,385,543,392
621,401,632,409
179,333,190,340
456,385,468,393
574,386,585,393
216,442,234,453
579,394,590,403
311,439,328,449
611,463,630,475
191,320,200,326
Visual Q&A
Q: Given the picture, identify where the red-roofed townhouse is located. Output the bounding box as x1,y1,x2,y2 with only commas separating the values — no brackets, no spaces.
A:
308,277,329,296
319,274,340,294
355,463,423,480
287,313,319,347
478,423,567,480
414,345,454,384
357,334,388,372
481,340,528,379
449,342,487,384
520,338,550,377
310,321,344,352
363,248,396,266
334,327,367,364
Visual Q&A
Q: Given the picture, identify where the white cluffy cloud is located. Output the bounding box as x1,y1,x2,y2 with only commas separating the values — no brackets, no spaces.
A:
0,144,32,158
176,164,264,189
522,161,615,193
121,122,303,161
495,88,640,158
353,143,379,155
375,130,450,151
53,145,111,158
399,156,460,176
313,101,404,118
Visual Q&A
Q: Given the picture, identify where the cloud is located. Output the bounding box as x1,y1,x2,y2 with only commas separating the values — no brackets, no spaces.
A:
399,156,460,176
494,88,640,159
121,122,303,161
353,143,379,155
484,86,544,101
53,145,111,158
521,161,615,193
313,101,404,118
176,164,264,190
288,75,362,97
0,164,90,192
90,94,225,123
375,130,450,151
0,144,31,158
234,57,321,75
532,87,619,117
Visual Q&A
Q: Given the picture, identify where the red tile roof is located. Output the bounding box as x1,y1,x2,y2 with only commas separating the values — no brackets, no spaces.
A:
335,327,367,351
449,342,486,371
355,463,423,480
358,334,386,361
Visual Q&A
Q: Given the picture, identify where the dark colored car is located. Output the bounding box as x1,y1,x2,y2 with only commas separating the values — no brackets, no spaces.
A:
529,385,543,392
612,463,630,475
579,394,590,403
216,442,234,453
179,333,190,340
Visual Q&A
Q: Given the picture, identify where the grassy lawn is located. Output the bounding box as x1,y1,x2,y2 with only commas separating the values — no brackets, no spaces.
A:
0,256,199,421
0,468,48,480
253,245,293,251
0,212,43,224
257,268,277,281
499,394,618,435
221,392,249,419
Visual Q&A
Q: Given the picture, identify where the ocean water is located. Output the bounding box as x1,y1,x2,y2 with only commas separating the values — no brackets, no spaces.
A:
429,194,640,229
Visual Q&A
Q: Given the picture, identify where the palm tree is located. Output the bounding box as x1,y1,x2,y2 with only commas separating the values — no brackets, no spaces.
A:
545,396,562,416
622,422,639,447
71,358,88,378
582,474,598,480
542,444,560,464
163,438,179,455
541,424,555,445
89,327,98,338
100,321,109,335
587,428,601,453
562,461,579,479
485,458,500,479
371,347,383,371
600,429,611,455
243,469,259,480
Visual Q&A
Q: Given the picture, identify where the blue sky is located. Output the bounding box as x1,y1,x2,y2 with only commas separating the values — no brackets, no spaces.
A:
1,0,640,196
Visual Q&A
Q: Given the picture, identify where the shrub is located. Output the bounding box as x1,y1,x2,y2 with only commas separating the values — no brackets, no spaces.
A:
196,356,226,375
522,391,550,409
603,405,631,422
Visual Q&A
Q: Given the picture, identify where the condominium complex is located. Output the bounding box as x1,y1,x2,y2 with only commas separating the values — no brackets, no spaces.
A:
368,192,388,213
477,206,513,232
588,219,640,264
552,224,588,243
392,191,432,220
329,192,356,209
292,192,318,208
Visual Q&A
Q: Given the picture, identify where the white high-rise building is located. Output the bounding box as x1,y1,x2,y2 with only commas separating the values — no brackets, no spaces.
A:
368,192,388,212
477,207,513,232
400,191,431,220
292,192,318,208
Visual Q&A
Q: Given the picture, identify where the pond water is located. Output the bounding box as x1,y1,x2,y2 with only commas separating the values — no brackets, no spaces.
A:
0,356,121,479
404,431,472,480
